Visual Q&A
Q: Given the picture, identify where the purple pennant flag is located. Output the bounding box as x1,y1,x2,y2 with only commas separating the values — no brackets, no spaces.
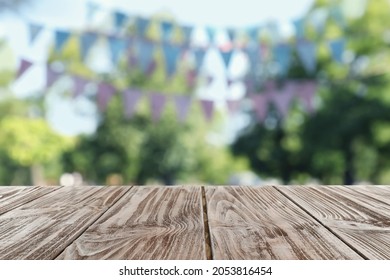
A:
123,88,142,119
226,99,241,115
268,83,296,118
108,35,127,65
296,81,317,113
97,82,116,112
251,94,269,122
149,93,167,122
135,39,155,74
55,30,71,53
174,95,192,123
16,58,33,79
113,11,128,32
136,17,149,37
328,38,345,64
220,48,234,70
80,32,99,61
28,23,43,44
193,47,207,73
72,76,88,98
297,40,317,74
162,43,182,77
46,64,62,88
200,99,214,122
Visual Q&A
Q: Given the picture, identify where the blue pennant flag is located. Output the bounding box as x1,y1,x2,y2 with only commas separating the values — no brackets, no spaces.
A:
273,44,292,76
55,30,71,53
297,40,317,74
293,18,306,38
86,2,100,22
182,25,193,44
162,43,182,77
135,39,155,74
113,11,128,32
329,38,345,63
330,5,345,29
247,26,259,43
245,46,260,70
80,32,98,61
226,28,236,42
206,26,216,45
29,23,43,44
136,17,149,37
220,49,234,70
161,21,174,42
108,36,127,64
193,47,207,73
310,8,328,36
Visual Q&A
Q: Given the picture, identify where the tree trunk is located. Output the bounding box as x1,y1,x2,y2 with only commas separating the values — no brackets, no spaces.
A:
31,164,45,185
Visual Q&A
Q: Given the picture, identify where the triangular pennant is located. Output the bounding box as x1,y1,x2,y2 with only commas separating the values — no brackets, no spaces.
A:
161,21,174,42
135,39,155,74
226,99,241,115
136,17,149,37
273,44,292,76
220,48,234,70
46,64,62,88
293,18,306,38
246,26,259,43
330,5,345,28
296,40,317,74
149,93,167,122
86,2,100,22
226,28,236,42
193,47,207,73
97,82,116,112
113,11,128,32
266,22,280,44
182,25,193,44
54,30,71,53
328,38,345,63
200,99,214,122
251,94,269,122
80,32,99,61
310,8,328,36
296,81,317,113
16,58,33,79
268,83,296,118
174,95,192,123
28,23,43,44
72,76,88,98
162,43,182,77
186,69,197,87
108,35,127,65
245,45,260,70
123,88,142,119
205,27,216,45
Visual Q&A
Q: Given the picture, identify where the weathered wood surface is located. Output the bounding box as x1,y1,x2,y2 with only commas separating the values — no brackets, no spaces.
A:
0,185,389,260
277,185,390,259
205,186,362,260
0,186,129,259
58,186,207,260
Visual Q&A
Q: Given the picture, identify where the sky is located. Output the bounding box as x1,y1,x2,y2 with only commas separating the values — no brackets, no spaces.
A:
0,0,315,137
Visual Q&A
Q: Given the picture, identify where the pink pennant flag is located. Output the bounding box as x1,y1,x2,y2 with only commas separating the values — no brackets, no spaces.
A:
46,65,63,88
268,83,296,118
97,82,116,112
123,88,142,119
226,99,241,115
72,76,89,98
200,99,214,122
174,95,192,123
296,81,317,113
251,94,269,122
16,59,33,79
149,93,167,122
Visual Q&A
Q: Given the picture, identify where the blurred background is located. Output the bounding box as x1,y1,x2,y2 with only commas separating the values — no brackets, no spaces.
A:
0,0,389,186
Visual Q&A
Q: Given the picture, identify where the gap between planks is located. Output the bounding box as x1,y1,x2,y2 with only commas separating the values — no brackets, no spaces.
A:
201,186,213,260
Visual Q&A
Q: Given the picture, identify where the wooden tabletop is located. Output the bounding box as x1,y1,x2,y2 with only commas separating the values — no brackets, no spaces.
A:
0,185,389,260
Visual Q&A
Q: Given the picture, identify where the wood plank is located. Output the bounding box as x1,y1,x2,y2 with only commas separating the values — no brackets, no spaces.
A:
57,186,207,260
277,185,390,259
205,186,362,260
0,186,129,259
0,186,59,216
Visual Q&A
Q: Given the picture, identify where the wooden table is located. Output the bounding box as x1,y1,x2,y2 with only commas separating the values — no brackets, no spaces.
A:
0,185,389,260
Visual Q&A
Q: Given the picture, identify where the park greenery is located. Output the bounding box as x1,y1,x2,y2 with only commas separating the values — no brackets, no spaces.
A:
1,0,390,185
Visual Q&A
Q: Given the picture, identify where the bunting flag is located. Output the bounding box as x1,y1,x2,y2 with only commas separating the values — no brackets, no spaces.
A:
28,23,43,44
246,26,259,43
108,35,127,64
80,32,99,61
186,69,197,87
193,47,207,73
310,8,328,36
72,75,88,98
220,48,234,70
329,38,345,63
226,99,241,115
268,83,296,118
182,25,193,44
16,58,33,79
245,45,260,70
265,22,280,43
46,64,62,88
113,11,128,32
251,94,269,122
123,88,142,119
161,21,174,42
162,43,182,77
97,82,116,112
174,95,192,123
200,99,214,121
206,27,216,45
296,81,317,113
273,44,292,76
86,2,100,22
136,17,149,37
329,5,345,28
54,30,71,53
293,18,306,38
149,93,167,122
135,39,155,74
297,40,317,74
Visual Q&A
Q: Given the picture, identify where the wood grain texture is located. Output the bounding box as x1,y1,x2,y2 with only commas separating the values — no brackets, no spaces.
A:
0,186,129,259
0,186,59,216
58,186,207,260
205,186,362,260
277,185,390,259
